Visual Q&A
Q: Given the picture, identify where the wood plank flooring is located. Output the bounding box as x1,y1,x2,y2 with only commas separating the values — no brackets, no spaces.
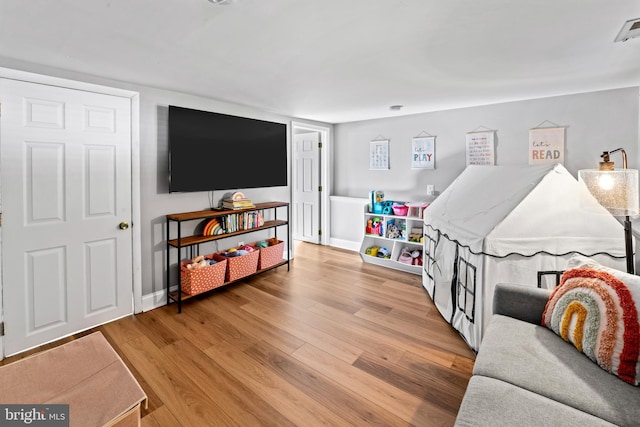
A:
1,242,475,426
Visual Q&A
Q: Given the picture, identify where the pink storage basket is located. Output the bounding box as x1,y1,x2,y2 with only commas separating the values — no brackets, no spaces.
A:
406,202,428,218
392,204,408,216
214,250,260,282
180,256,227,295
255,239,285,269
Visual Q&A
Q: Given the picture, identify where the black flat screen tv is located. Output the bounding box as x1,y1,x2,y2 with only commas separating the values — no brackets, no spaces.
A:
168,105,288,193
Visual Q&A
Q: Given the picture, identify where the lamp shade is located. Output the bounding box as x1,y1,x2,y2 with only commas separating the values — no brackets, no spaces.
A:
578,169,639,217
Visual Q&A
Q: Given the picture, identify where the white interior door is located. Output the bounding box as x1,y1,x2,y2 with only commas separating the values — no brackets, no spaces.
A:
293,131,321,244
0,79,133,356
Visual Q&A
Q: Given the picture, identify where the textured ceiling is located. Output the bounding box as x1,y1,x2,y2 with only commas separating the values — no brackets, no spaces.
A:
1,0,639,123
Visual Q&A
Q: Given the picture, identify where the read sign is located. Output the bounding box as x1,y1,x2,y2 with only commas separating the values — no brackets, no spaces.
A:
529,127,565,165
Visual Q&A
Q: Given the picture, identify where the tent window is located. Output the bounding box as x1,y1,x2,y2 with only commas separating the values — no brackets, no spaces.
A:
456,257,476,323
423,235,437,280
537,270,564,288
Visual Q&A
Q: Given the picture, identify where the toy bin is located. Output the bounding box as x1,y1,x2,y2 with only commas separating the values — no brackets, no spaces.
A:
406,202,428,219
180,256,227,295
252,239,285,269
392,203,408,216
214,249,260,282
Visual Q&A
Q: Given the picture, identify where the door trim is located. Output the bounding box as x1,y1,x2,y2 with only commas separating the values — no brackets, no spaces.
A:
0,67,142,359
291,121,331,246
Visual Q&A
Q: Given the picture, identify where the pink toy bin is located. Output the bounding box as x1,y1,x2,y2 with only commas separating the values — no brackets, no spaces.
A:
392,203,408,216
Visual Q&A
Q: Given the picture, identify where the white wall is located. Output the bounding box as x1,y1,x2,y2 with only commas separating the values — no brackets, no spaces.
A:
140,88,294,300
2,58,639,299
333,88,640,202
328,196,367,251
0,58,332,303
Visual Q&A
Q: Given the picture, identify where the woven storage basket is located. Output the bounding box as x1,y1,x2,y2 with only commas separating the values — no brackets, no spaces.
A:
254,240,285,269
180,257,227,295
214,249,260,282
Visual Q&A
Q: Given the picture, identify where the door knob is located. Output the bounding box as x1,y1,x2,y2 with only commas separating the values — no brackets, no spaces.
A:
119,221,129,230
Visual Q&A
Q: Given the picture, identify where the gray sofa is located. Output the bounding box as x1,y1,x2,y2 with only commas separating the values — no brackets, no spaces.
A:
455,283,640,427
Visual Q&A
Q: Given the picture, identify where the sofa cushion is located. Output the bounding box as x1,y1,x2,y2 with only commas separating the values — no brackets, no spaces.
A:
455,375,616,427
474,315,640,427
493,282,550,323
542,256,640,385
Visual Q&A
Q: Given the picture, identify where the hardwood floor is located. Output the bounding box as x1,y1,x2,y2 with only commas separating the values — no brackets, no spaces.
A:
1,242,475,426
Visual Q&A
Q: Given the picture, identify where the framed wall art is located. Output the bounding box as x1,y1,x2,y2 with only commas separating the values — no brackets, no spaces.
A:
529,126,565,165
370,139,389,170
411,135,435,169
466,130,495,166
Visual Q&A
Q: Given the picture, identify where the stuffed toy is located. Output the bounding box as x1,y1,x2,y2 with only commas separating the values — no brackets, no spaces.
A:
186,255,217,269
411,249,423,266
377,247,391,258
387,223,401,239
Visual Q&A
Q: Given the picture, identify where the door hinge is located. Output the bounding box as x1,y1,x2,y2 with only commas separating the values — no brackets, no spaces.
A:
318,185,323,192
318,142,323,149
0,322,4,337
318,229,322,236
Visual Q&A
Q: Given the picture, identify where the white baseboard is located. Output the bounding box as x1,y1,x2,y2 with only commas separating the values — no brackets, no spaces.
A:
140,254,295,312
141,287,177,312
329,238,361,252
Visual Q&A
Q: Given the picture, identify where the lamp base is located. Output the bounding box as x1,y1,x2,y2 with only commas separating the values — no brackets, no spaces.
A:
625,216,634,274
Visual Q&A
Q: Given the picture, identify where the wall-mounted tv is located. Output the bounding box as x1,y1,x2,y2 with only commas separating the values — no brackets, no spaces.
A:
168,105,288,193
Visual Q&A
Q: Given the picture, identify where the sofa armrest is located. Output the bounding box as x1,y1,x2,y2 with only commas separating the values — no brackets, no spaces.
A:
493,283,551,325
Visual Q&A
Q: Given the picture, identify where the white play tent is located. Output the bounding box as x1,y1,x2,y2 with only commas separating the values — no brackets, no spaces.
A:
422,163,629,351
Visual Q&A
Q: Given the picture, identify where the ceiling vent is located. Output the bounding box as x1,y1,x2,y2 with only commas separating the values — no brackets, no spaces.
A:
614,18,640,42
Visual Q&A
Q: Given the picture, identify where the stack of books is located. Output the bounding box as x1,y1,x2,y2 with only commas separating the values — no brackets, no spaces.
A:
222,197,255,210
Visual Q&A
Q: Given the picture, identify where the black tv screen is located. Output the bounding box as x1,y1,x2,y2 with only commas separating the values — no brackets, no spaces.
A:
168,105,288,193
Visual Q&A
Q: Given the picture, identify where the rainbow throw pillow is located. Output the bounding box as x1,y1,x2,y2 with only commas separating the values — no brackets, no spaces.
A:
542,256,640,386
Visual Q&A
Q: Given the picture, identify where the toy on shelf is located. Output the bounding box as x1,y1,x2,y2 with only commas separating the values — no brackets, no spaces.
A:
370,190,385,214
365,217,383,236
386,219,406,240
377,247,391,259
382,201,395,215
408,227,424,243
398,247,423,266
185,255,218,270
202,218,224,236
365,246,379,257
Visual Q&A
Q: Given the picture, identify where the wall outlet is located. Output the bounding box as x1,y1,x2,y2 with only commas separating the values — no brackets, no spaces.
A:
426,185,435,196
238,241,245,247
